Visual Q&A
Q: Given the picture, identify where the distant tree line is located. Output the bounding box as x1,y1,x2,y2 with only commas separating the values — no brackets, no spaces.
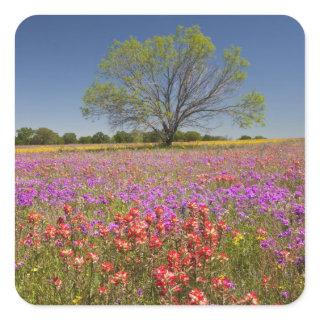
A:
238,135,266,140
15,127,266,145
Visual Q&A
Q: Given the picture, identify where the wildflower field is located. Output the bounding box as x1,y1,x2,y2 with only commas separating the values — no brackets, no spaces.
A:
16,138,289,154
15,139,304,305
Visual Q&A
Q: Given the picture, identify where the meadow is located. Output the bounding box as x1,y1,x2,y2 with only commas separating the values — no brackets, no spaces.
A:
15,138,291,153
15,139,304,305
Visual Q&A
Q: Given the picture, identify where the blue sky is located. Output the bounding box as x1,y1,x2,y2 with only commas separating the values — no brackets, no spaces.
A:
15,15,304,139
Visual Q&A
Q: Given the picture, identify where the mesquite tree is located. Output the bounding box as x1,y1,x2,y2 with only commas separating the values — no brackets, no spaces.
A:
82,25,265,146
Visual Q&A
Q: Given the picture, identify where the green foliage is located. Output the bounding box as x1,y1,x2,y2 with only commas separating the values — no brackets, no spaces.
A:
173,131,185,142
15,127,35,145
173,131,203,142
62,133,77,144
98,25,215,81
130,130,144,143
82,83,134,119
232,92,266,128
202,135,228,141
92,132,110,144
238,135,252,140
113,131,134,143
78,136,93,144
31,128,63,145
82,25,266,146
183,131,202,142
223,46,249,82
15,127,234,145
142,131,162,143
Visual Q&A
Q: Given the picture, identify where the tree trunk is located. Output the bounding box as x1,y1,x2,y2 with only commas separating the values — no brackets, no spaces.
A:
165,137,173,146
164,132,174,147
161,124,175,147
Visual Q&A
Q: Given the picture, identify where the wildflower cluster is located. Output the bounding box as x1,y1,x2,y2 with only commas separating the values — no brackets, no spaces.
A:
16,141,304,304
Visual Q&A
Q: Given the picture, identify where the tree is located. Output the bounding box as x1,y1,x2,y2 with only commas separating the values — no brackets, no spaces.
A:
238,135,252,140
92,132,110,144
78,136,93,144
15,127,35,145
130,130,143,143
254,135,266,139
82,25,265,146
62,132,77,144
113,131,133,143
31,128,62,145
202,134,227,141
142,131,162,143
173,131,186,142
184,131,202,142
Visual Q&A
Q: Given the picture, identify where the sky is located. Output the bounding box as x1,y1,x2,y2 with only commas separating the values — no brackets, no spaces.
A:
15,15,304,139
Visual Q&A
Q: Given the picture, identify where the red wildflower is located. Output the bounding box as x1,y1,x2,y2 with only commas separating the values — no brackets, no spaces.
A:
145,213,154,224
187,201,198,212
196,276,208,284
215,173,236,183
156,220,165,234
101,261,114,273
124,212,134,223
60,248,74,258
183,218,199,232
127,220,148,244
71,212,86,224
167,250,180,271
44,224,56,239
73,239,85,248
257,227,267,237
203,221,219,244
170,215,178,225
28,212,42,224
198,204,209,217
154,206,164,218
198,246,212,260
87,252,99,263
181,251,192,267
188,288,208,305
98,286,108,295
153,265,177,295
51,277,62,290
217,220,228,231
246,291,259,305
114,213,125,224
237,291,259,305
179,272,190,286
149,235,163,249
56,216,66,225
57,223,71,239
262,275,271,286
63,204,73,215
114,238,131,251
187,232,201,248
128,207,140,218
110,271,128,286
211,276,235,290
98,225,109,238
